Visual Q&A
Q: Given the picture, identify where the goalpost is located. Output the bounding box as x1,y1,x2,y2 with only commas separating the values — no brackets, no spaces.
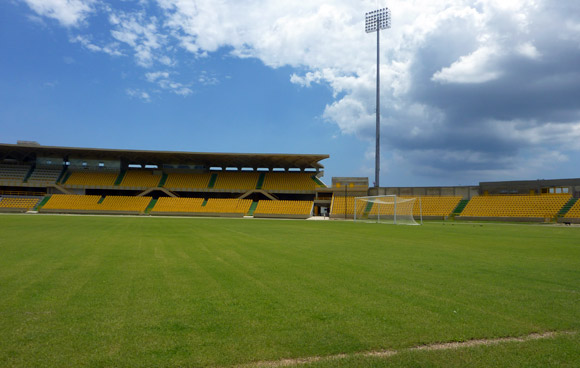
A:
354,195,422,225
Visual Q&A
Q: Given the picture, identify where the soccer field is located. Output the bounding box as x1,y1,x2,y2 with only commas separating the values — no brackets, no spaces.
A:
0,215,579,367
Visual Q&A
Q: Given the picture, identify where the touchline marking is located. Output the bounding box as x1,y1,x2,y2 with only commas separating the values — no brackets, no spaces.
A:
235,330,577,368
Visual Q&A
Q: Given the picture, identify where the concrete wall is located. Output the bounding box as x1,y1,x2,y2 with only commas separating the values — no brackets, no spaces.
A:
480,178,580,197
368,186,478,199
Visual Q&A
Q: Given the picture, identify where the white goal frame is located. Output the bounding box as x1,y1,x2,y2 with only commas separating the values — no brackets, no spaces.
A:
354,195,422,225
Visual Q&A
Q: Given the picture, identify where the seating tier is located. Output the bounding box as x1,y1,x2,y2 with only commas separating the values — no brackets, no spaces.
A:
27,167,61,184
213,172,259,190
0,196,41,210
64,171,119,186
42,194,151,212
461,194,571,218
0,164,29,182
151,197,251,214
262,173,317,191
119,171,161,187
152,197,205,212
564,199,580,218
254,200,313,216
163,173,212,190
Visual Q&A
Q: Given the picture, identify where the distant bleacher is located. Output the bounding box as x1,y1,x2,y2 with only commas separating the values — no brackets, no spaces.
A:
330,195,356,217
150,197,252,216
119,170,161,188
0,164,29,182
563,199,580,219
213,172,259,191
151,197,205,213
41,194,152,214
203,198,253,214
261,172,318,191
27,167,61,184
460,194,571,219
0,196,41,211
163,173,212,190
42,194,101,211
64,171,119,186
254,200,313,218
330,195,461,219
408,196,462,217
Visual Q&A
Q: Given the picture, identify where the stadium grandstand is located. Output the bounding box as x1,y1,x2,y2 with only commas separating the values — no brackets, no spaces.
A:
1,142,579,222
0,142,328,218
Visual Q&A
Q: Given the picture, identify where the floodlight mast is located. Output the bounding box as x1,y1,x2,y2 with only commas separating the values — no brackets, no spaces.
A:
365,7,391,188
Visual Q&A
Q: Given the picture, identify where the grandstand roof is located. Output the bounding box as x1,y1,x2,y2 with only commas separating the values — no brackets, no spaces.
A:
0,143,328,170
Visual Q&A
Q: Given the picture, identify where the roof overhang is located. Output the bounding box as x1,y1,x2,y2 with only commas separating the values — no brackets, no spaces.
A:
0,143,329,170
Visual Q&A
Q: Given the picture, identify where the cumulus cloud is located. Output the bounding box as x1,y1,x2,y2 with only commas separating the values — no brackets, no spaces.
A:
21,0,580,182
432,45,501,84
22,0,95,27
109,11,170,67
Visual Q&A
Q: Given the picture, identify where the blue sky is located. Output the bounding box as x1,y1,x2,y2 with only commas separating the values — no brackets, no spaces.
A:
1,0,579,187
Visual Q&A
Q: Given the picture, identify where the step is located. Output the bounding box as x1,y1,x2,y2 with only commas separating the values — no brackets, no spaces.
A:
247,201,259,216
558,198,578,216
158,173,168,187
114,170,126,186
145,198,157,213
452,199,470,215
34,195,51,210
23,165,35,183
56,167,68,184
207,173,217,189
256,173,266,190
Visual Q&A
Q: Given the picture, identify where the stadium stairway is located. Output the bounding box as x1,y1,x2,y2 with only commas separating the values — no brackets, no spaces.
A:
60,171,72,184
558,197,578,217
145,198,157,213
34,195,51,210
362,201,374,219
256,173,266,190
312,175,326,187
114,170,126,186
23,166,35,183
208,174,217,188
158,173,168,187
452,199,470,216
248,201,258,216
56,167,67,184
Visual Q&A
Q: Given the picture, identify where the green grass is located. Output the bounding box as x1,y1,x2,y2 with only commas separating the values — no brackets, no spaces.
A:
0,215,579,367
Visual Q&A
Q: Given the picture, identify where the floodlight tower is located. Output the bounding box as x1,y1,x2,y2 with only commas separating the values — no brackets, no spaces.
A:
365,7,391,188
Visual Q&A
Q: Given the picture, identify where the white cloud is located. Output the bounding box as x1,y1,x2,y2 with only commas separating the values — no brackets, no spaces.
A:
23,0,95,27
516,42,541,59
109,11,168,67
145,71,170,82
143,70,192,96
71,35,123,56
432,45,501,84
126,88,151,102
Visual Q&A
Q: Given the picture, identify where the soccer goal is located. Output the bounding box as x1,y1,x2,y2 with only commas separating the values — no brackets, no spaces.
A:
354,195,422,225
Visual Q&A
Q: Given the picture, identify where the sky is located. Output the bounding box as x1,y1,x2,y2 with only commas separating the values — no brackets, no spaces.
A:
1,0,579,187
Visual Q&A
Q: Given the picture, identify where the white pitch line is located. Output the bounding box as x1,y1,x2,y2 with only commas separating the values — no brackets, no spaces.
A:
236,330,577,368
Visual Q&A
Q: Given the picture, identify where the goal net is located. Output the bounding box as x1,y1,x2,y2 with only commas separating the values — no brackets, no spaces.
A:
354,195,420,225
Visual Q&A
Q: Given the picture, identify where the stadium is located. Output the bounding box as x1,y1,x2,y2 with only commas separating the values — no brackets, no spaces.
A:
2,1,580,367
1,142,580,223
1,141,580,367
